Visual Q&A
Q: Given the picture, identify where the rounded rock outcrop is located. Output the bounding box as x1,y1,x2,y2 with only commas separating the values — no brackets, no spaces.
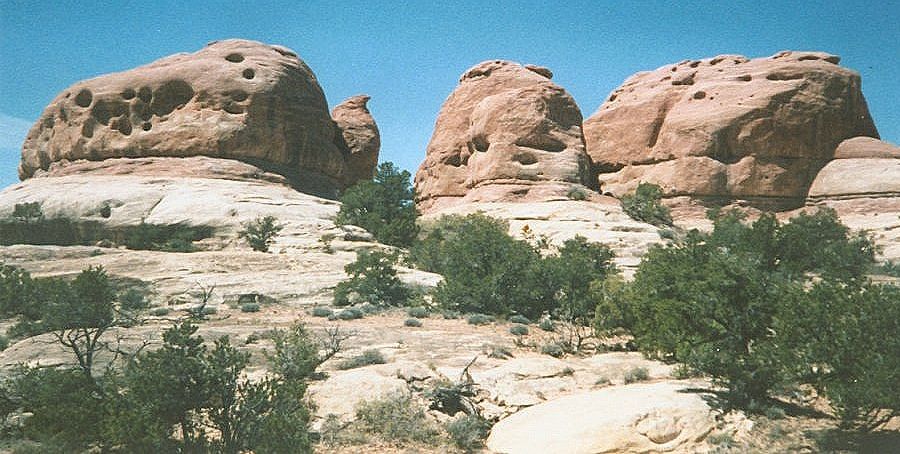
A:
415,60,593,214
808,137,900,202
584,51,879,210
20,39,378,195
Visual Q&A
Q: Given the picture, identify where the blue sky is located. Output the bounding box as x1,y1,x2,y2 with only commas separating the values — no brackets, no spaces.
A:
1,1,898,188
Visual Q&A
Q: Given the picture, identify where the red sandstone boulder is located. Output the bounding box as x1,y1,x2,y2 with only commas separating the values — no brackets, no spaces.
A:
415,61,593,214
20,39,378,195
584,51,878,210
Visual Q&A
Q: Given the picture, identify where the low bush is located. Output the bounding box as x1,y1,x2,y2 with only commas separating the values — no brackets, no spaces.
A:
354,392,439,444
412,214,552,318
566,186,587,201
623,366,649,384
538,319,555,332
239,215,283,252
508,314,531,325
508,324,529,336
406,306,429,318
445,414,491,452
311,306,333,318
337,349,386,370
466,314,494,326
404,318,422,327
620,182,672,226
540,342,565,358
337,308,364,320
149,307,171,317
240,303,261,313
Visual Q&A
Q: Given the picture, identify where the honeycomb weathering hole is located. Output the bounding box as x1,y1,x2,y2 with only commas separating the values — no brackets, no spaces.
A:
74,89,93,107
242,68,255,79
225,53,244,63
121,88,136,100
150,80,195,117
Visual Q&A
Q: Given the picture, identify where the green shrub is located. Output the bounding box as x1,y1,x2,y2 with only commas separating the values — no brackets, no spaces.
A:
621,209,876,407
870,260,900,277
336,162,419,247
542,236,616,326
620,182,672,226
412,214,551,318
540,342,565,358
337,349,387,370
466,314,494,326
149,307,171,317
0,203,86,246
538,319,555,332
337,308,364,320
123,221,212,252
333,249,409,307
566,186,587,201
12,202,43,222
509,324,529,336
623,367,649,384
0,334,8,351
508,314,531,325
445,414,491,452
239,215,283,252
406,306,429,319
311,306,333,317
777,281,899,431
354,392,439,444
118,287,149,312
442,310,461,319
240,303,261,313
404,318,422,327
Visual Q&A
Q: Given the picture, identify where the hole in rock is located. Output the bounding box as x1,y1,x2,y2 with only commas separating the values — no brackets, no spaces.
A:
74,89,93,107
471,135,489,153
230,90,249,102
91,100,128,125
513,152,538,165
121,88,136,100
223,102,244,114
150,80,194,116
81,120,94,138
138,86,153,103
225,53,244,63
141,122,152,131
242,68,255,79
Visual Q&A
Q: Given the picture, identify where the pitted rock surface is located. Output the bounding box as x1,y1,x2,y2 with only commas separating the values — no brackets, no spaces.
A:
20,39,377,195
415,60,593,214
584,51,878,210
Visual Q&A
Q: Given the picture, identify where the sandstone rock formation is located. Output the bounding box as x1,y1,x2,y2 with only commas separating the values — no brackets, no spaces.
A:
332,95,381,184
486,381,718,454
19,39,378,195
584,51,879,210
808,137,900,202
415,60,593,213
806,137,900,262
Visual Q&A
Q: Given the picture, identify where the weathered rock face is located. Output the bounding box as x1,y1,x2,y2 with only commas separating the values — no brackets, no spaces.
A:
415,61,593,214
808,137,900,202
584,51,879,210
332,95,380,184
19,39,378,195
486,381,719,454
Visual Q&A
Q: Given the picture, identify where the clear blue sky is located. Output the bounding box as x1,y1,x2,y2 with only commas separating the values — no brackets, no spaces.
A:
1,1,898,188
